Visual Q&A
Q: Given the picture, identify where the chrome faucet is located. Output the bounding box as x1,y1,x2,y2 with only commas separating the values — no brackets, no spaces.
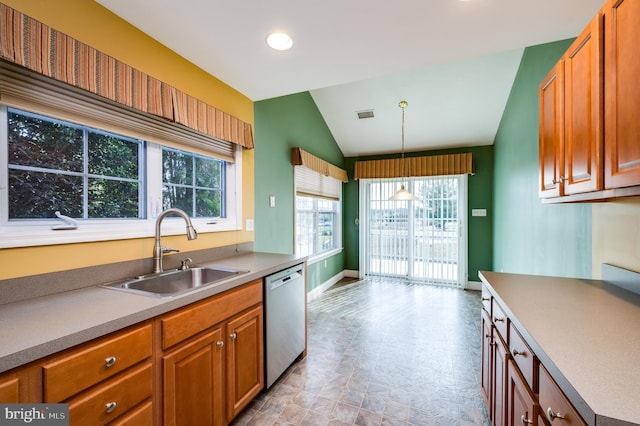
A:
153,208,198,273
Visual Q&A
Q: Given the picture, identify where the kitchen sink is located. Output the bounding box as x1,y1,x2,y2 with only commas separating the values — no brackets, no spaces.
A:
102,266,248,297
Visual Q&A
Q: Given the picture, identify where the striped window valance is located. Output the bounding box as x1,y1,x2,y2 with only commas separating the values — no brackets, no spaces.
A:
0,3,254,149
354,153,473,179
292,148,348,183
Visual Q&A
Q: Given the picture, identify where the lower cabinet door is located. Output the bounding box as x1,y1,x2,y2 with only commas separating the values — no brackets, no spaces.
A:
493,334,509,426
163,328,224,426
226,305,264,422
507,360,538,426
481,310,493,416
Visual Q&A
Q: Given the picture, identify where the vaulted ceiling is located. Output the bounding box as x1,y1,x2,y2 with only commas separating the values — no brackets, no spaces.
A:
97,0,604,157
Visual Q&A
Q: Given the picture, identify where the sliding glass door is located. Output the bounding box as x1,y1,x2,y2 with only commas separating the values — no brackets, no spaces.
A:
359,175,468,287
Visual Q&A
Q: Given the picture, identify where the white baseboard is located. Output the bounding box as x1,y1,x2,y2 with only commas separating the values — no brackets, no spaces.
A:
343,269,360,278
466,280,482,291
307,271,344,302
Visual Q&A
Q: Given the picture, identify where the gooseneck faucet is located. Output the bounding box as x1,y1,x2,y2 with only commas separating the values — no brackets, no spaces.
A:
153,208,198,273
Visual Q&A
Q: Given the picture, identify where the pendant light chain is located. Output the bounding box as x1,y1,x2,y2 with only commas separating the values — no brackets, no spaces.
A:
389,100,417,200
400,100,407,179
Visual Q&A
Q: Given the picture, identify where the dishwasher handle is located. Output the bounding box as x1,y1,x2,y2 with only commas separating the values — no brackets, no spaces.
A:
269,272,302,290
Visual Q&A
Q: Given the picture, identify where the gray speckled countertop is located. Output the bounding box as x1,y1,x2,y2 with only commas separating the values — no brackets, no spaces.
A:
479,271,640,426
0,251,306,373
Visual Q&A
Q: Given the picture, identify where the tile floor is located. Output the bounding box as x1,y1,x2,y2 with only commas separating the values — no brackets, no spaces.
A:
232,279,491,426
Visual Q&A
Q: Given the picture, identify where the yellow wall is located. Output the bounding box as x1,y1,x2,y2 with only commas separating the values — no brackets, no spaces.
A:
592,197,640,279
0,0,255,280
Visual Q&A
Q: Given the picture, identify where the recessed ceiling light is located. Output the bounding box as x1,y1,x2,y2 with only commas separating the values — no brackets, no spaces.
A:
266,32,293,51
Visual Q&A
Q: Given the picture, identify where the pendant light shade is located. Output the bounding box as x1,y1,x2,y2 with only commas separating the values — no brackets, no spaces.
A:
390,100,418,201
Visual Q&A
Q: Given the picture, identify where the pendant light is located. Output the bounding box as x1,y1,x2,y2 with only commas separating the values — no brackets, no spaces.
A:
390,100,418,201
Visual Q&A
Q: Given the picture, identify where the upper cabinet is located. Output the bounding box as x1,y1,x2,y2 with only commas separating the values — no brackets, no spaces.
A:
539,0,640,202
539,13,603,199
604,0,640,188
539,61,565,198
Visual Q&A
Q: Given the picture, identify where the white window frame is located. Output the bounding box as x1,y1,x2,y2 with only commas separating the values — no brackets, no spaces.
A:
0,106,242,249
293,166,343,262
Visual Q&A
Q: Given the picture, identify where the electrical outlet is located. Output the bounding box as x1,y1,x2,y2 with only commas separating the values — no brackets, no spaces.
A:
269,195,276,207
246,219,254,231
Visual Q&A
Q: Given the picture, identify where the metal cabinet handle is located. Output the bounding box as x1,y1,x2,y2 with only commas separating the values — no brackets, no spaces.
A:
547,407,565,421
512,349,527,357
105,401,117,414
494,317,505,323
230,332,237,340
481,297,490,302
217,341,224,348
521,414,533,425
105,356,117,368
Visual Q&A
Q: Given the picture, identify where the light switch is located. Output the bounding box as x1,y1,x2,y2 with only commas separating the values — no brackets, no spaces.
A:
246,219,254,231
472,209,487,217
269,195,276,207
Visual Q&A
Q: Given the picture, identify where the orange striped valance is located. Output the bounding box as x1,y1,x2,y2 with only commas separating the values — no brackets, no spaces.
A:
354,153,473,179
292,148,348,183
0,3,253,149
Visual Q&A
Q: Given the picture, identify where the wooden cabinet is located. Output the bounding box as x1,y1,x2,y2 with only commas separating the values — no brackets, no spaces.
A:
509,324,536,391
604,0,640,189
481,293,508,426
507,360,538,426
162,328,225,426
481,283,587,426
539,365,587,426
159,279,263,425
562,15,603,195
481,310,493,413
225,305,264,421
42,323,153,426
539,61,564,198
539,14,603,199
493,331,508,426
0,365,40,403
0,277,269,426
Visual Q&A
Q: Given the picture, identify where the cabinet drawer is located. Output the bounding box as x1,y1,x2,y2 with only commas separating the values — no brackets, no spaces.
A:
491,299,508,342
481,286,491,314
104,400,153,426
160,279,262,350
68,362,152,425
43,323,152,402
539,364,586,426
509,323,536,391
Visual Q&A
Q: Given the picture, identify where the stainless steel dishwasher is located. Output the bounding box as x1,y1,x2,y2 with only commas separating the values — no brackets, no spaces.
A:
264,263,306,388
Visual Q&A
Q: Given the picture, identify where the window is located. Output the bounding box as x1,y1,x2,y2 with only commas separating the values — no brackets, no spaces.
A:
0,105,242,248
294,166,342,258
162,147,225,218
295,196,339,257
7,109,144,220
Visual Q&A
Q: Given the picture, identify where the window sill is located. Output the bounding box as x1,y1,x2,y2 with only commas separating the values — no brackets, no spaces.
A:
306,248,343,266
0,217,241,249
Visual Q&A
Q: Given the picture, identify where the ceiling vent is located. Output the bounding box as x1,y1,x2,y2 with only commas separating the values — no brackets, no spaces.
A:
356,110,375,119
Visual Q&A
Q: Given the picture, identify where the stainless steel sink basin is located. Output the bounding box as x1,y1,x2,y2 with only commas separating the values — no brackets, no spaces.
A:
102,267,248,297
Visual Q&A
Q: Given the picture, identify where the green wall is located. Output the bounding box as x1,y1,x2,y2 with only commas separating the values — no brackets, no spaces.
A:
344,145,494,282
254,92,345,291
492,39,592,278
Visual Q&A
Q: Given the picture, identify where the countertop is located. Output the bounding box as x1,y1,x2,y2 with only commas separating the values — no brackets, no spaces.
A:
479,271,640,426
0,251,306,373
